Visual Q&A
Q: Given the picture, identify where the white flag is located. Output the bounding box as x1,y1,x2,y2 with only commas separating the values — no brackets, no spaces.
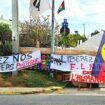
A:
30,0,50,19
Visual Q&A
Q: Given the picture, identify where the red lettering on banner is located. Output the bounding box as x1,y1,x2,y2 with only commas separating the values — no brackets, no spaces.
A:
16,62,21,68
70,73,105,83
16,59,39,70
70,63,76,70
82,71,91,75
81,63,85,69
35,58,40,63
77,75,82,82
89,64,93,70
91,76,96,83
70,74,75,81
85,75,91,82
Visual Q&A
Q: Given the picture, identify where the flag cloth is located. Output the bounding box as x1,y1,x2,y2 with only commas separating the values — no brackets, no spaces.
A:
57,1,65,14
30,0,50,19
92,32,105,81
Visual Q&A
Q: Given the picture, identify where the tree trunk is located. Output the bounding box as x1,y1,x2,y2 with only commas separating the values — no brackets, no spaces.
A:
35,39,40,48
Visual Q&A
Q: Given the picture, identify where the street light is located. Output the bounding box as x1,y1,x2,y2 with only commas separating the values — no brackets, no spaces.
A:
83,24,85,37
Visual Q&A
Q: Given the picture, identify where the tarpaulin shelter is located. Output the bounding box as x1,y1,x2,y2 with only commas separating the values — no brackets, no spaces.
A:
75,33,103,53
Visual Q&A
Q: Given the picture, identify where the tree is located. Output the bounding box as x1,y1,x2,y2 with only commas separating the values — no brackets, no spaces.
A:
58,33,87,48
58,34,77,47
0,22,12,55
19,16,59,48
75,34,87,43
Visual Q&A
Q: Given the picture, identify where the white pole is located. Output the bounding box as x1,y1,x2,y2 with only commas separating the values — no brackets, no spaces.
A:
51,0,55,53
12,0,19,75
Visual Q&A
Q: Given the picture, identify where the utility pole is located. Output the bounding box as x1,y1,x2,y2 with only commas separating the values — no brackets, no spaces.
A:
83,24,85,37
12,0,19,76
51,0,55,53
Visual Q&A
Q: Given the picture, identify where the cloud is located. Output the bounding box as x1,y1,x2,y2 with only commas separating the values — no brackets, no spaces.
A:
0,0,11,19
0,0,105,35
54,0,105,35
55,0,105,24
1,0,105,23
69,0,105,24
19,0,30,21
0,0,30,21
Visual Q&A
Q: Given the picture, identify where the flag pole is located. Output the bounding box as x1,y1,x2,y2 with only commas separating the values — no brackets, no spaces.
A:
51,0,55,53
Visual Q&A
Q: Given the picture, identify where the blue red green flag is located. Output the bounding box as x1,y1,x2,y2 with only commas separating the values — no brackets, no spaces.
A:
57,1,65,14
92,32,105,81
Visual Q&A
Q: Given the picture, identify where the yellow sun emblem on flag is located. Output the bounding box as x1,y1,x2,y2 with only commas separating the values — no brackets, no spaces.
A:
101,44,105,61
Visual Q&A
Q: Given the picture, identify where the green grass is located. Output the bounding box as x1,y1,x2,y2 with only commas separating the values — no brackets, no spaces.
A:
0,70,66,87
25,70,66,87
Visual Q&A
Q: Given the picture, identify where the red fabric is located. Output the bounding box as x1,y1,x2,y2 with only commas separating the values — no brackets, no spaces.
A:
98,61,105,82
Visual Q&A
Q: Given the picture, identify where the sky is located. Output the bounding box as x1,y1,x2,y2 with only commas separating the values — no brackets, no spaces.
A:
0,0,105,37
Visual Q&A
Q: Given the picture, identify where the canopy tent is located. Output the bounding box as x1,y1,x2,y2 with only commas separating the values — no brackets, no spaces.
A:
75,33,103,52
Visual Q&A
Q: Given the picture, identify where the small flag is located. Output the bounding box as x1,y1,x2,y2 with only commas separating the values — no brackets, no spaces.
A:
92,32,105,80
30,0,50,19
57,1,65,14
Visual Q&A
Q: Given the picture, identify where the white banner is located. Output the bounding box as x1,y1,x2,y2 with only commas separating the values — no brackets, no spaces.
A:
0,56,16,72
51,54,105,83
0,50,41,72
51,54,69,71
15,50,41,70
51,54,95,72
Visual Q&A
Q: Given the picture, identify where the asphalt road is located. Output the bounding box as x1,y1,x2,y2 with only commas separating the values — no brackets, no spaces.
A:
0,94,105,105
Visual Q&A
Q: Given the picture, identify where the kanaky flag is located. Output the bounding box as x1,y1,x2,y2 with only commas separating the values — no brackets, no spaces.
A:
30,0,50,19
57,1,65,14
92,32,105,82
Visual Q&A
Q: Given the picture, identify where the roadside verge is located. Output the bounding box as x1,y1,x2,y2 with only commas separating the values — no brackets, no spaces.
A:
0,86,64,95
